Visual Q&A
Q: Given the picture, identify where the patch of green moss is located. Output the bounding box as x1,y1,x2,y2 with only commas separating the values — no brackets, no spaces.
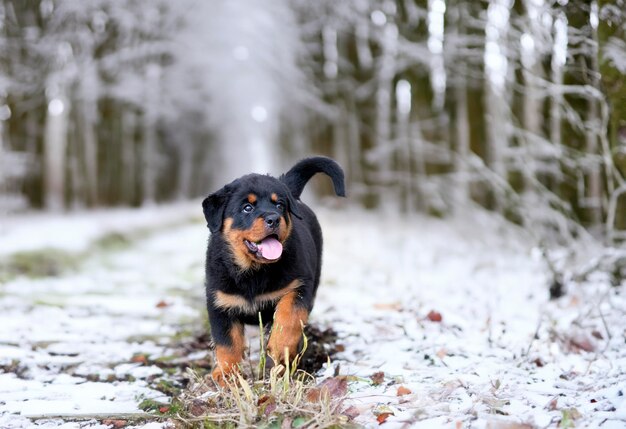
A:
0,249,81,281
94,232,133,251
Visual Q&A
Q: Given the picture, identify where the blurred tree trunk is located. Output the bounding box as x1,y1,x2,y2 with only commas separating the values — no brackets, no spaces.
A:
374,12,399,210
484,0,514,213
142,64,160,206
521,0,543,142
121,108,137,205
447,2,471,210
597,0,626,236
585,2,603,226
43,88,69,211
549,11,566,158
78,62,99,207
563,0,599,225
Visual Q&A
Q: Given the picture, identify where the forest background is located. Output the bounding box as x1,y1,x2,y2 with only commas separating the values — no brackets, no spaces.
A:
1,0,625,248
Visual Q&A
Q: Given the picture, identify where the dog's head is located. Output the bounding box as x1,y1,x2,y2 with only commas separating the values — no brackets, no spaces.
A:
202,174,302,270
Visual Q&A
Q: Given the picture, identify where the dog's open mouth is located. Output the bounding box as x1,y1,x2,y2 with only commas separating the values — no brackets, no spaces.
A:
244,235,283,261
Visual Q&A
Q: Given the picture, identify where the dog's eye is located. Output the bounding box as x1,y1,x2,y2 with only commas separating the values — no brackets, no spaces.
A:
275,202,284,211
242,203,254,213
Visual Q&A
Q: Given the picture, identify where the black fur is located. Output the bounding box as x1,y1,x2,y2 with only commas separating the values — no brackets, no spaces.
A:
280,157,346,199
202,156,345,361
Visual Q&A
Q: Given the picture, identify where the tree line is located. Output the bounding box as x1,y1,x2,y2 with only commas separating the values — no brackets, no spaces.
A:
0,0,624,243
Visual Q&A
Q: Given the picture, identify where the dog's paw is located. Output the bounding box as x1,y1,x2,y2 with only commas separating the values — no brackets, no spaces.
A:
210,363,239,387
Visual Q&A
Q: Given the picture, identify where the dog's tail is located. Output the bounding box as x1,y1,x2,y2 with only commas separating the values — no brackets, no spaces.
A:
280,157,346,199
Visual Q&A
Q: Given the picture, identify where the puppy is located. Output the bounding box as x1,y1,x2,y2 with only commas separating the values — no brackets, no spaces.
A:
202,157,345,384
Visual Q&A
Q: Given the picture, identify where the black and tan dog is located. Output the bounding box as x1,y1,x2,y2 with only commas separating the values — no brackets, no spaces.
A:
202,157,345,384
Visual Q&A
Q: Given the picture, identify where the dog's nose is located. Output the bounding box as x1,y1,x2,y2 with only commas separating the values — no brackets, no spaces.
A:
264,214,280,228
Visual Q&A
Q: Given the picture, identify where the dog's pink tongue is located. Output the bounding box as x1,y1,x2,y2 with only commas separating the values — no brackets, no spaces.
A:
258,237,283,260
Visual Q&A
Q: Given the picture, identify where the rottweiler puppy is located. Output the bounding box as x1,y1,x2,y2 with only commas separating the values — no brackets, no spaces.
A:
202,156,345,384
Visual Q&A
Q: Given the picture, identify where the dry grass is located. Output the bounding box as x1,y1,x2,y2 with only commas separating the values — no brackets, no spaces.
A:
173,321,352,428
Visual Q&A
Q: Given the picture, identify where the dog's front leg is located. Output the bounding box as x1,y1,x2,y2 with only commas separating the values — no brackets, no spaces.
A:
208,307,245,386
267,290,309,366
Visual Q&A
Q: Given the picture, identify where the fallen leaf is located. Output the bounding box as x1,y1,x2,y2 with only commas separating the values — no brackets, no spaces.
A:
189,399,208,416
307,376,348,402
397,386,412,396
374,302,402,311
343,405,360,420
155,300,169,308
436,348,447,359
376,413,392,424
568,335,595,353
370,371,385,385
257,394,272,405
158,406,170,413
130,354,148,364
427,310,443,322
102,420,127,429
547,398,558,411
591,330,603,340
532,357,544,367
335,344,345,352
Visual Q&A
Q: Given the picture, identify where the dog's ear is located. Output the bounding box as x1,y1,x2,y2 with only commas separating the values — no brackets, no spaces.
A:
286,191,302,220
202,187,230,233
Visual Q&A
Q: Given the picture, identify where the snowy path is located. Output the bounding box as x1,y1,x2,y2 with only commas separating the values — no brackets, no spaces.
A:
315,210,625,428
0,206,624,428
0,206,208,428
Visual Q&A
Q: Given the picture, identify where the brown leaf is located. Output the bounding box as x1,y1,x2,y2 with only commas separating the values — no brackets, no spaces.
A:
102,420,127,429
374,302,402,311
547,398,558,411
325,376,348,397
158,406,170,413
307,376,348,402
130,354,148,364
568,334,595,352
189,399,208,417
257,394,271,405
427,310,443,322
436,348,447,359
155,300,169,308
397,386,412,396
307,387,322,402
591,330,604,340
335,344,346,352
532,357,544,367
376,413,393,424
370,371,385,385
343,405,360,420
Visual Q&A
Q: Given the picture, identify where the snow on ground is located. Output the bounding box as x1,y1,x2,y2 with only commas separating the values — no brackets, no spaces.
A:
0,204,207,428
0,202,201,256
0,204,624,428
315,209,625,428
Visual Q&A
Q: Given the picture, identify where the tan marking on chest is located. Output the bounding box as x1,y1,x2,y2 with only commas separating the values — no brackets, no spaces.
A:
214,279,301,314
